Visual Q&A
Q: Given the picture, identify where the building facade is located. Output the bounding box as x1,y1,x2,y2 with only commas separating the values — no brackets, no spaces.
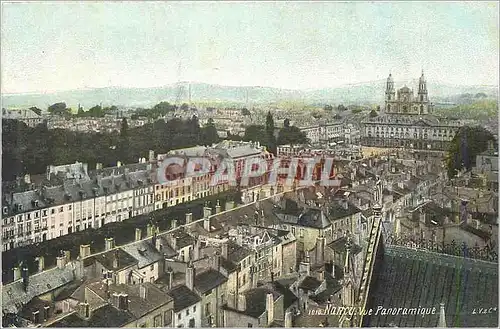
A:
361,72,463,150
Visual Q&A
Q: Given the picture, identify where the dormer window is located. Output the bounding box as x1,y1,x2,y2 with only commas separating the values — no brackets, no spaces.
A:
3,206,8,215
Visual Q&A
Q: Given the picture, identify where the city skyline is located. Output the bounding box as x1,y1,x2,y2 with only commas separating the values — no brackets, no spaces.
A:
2,2,499,94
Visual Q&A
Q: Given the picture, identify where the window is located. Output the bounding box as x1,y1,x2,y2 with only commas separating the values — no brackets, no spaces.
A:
205,302,211,315
177,313,181,320
193,306,196,313
205,289,212,296
186,309,190,316
163,311,172,326
153,314,162,327
248,323,253,327
59,207,63,213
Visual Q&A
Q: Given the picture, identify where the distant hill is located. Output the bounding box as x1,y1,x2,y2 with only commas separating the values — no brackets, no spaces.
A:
2,80,498,109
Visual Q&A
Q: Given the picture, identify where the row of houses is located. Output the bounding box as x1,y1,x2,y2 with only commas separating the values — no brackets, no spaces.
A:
2,141,272,252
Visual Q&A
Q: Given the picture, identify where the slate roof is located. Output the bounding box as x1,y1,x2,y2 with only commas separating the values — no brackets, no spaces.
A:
170,228,196,250
243,287,282,318
327,201,362,221
121,241,163,269
2,265,75,314
298,276,322,292
366,246,498,327
166,285,202,312
48,304,134,327
327,237,362,255
220,257,238,274
93,249,138,271
277,208,331,229
269,281,298,310
227,240,252,263
194,269,228,294
310,271,342,304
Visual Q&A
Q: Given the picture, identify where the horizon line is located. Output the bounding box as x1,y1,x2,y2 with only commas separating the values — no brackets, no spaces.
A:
2,79,499,96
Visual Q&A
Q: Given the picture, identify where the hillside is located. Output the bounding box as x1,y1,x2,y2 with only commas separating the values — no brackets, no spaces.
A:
1,80,497,109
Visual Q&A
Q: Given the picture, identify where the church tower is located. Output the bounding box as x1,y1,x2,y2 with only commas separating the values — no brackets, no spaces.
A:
342,236,356,308
385,73,396,113
417,70,429,113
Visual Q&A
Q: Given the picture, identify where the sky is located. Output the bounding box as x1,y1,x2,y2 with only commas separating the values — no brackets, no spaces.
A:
1,1,499,94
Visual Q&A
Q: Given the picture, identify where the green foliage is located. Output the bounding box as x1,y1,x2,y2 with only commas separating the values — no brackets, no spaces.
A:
369,109,378,117
2,117,218,181
277,126,308,145
241,108,251,116
337,104,347,111
283,118,290,128
48,102,71,116
445,125,497,178
352,108,363,114
243,125,266,144
324,104,333,111
265,111,277,154
133,102,177,119
434,100,498,121
200,118,220,146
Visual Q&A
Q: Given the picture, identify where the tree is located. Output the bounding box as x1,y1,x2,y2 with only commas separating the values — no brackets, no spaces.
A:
369,110,378,117
265,111,276,154
283,118,290,128
243,125,266,144
180,103,190,111
241,108,251,116
201,118,220,145
29,106,42,116
445,125,497,178
352,108,362,114
337,104,347,111
324,104,333,111
48,102,70,116
277,126,308,145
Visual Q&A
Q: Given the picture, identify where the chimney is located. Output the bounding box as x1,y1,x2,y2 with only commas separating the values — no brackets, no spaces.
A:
135,228,142,241
24,174,31,184
331,260,336,279
166,268,174,289
112,250,119,268
225,200,235,211
266,293,274,325
146,223,155,237
96,162,103,170
186,263,195,290
315,235,325,266
78,301,91,319
221,242,228,259
317,270,325,282
203,217,211,232
149,150,155,162
119,294,129,310
215,200,221,214
117,161,122,168
171,219,177,230
154,233,162,251
227,291,236,308
203,206,212,218
105,237,115,251
139,284,147,299
22,266,29,292
37,256,45,272
237,293,246,312
284,311,293,328
56,255,66,269
193,238,201,260
186,212,193,224
80,244,91,259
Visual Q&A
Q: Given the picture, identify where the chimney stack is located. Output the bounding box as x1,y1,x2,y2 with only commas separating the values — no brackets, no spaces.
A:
266,293,274,325
13,267,21,281
215,200,221,214
135,228,142,241
80,244,91,259
227,291,236,309
203,206,212,218
112,250,119,268
317,270,325,282
166,267,174,289
204,217,211,232
149,150,155,162
225,200,235,211
221,242,228,259
56,255,66,269
315,235,325,267
139,284,147,300
284,311,293,328
237,293,246,312
146,223,155,237
105,237,115,251
171,219,177,230
186,212,193,224
186,262,195,290
36,256,45,272
22,265,29,292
